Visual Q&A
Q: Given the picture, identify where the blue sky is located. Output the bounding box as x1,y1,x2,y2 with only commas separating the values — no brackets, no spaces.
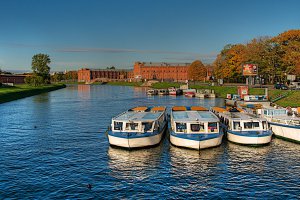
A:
0,0,299,72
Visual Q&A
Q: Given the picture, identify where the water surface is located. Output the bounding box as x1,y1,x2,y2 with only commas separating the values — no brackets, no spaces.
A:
0,85,299,199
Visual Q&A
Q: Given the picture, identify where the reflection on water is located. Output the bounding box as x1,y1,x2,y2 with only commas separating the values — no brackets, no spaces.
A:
170,144,224,172
77,85,91,99
226,141,271,174
108,144,164,181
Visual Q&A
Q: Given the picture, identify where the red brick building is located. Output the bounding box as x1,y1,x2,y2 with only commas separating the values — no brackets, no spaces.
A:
0,74,27,84
134,62,214,81
78,68,133,82
133,62,190,81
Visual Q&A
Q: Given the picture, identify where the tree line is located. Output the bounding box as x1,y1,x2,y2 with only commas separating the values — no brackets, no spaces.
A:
213,29,300,83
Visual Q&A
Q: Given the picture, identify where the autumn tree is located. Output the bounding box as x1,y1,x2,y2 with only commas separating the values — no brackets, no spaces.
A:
272,30,300,77
213,44,247,82
188,60,207,81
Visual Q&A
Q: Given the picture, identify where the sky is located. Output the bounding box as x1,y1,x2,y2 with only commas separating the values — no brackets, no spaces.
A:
0,0,299,72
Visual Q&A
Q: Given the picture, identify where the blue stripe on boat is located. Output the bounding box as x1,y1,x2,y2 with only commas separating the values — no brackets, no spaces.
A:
108,123,166,139
169,130,223,141
227,129,272,137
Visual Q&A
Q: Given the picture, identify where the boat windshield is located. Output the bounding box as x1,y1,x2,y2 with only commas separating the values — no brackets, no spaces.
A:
142,122,153,132
125,122,139,131
190,123,205,132
114,121,123,130
208,122,218,133
243,121,260,129
233,121,241,130
176,123,187,132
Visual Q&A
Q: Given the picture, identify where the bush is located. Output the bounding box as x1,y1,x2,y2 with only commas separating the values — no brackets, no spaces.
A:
25,75,45,86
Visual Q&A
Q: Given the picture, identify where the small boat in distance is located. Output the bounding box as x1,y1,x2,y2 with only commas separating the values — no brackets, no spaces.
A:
259,107,300,143
211,107,272,146
168,87,183,96
169,106,224,150
158,89,169,95
107,106,167,149
147,89,158,95
184,89,196,97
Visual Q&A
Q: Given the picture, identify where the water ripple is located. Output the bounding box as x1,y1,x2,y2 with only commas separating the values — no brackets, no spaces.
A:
0,85,299,199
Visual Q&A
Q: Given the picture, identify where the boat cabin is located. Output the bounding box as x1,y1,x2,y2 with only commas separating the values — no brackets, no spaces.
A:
111,107,166,133
260,108,300,126
171,106,219,134
218,112,268,131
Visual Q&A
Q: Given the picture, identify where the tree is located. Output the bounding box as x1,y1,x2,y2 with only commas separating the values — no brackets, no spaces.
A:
31,53,51,84
213,44,247,81
188,60,207,81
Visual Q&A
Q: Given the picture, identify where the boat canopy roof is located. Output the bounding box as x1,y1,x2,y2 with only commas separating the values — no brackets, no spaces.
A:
219,112,265,121
113,106,165,121
191,106,208,111
131,106,148,112
151,106,166,111
172,110,219,122
212,107,227,113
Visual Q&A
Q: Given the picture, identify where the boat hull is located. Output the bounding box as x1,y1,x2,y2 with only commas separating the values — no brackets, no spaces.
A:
227,130,272,145
169,132,223,150
108,126,166,149
269,122,300,143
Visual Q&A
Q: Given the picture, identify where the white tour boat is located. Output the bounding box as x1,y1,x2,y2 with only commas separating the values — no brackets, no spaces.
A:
158,89,169,95
147,89,158,95
107,106,167,149
259,107,300,143
211,107,272,145
168,87,183,96
169,106,224,150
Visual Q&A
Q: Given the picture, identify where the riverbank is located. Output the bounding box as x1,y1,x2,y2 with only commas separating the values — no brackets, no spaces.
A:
54,81,300,107
0,84,66,104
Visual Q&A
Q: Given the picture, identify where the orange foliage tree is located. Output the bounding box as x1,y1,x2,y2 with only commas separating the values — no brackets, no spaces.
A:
213,29,300,83
188,60,207,81
213,44,247,81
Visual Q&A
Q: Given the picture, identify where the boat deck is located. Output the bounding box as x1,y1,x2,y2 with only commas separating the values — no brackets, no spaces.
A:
172,111,219,122
113,107,165,122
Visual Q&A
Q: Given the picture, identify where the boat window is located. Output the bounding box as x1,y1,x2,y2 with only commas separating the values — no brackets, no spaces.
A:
243,122,260,129
114,121,123,130
264,110,268,115
244,122,252,129
253,122,260,128
233,121,241,130
208,122,218,132
190,123,205,132
126,123,139,131
142,122,153,132
176,123,187,132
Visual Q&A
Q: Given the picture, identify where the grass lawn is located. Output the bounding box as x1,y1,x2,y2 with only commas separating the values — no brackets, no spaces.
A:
151,82,300,107
0,84,66,104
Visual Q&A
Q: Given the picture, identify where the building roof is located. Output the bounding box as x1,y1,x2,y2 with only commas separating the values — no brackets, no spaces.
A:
80,68,133,72
138,62,191,67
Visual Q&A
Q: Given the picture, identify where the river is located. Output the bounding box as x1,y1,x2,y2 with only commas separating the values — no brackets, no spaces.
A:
0,85,299,199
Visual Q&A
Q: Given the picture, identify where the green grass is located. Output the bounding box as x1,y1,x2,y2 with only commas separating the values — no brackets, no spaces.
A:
0,84,66,104
152,82,300,107
151,82,181,89
275,91,300,107
107,81,143,87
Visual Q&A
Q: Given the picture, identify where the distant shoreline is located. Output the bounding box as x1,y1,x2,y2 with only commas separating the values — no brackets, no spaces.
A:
0,84,66,104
